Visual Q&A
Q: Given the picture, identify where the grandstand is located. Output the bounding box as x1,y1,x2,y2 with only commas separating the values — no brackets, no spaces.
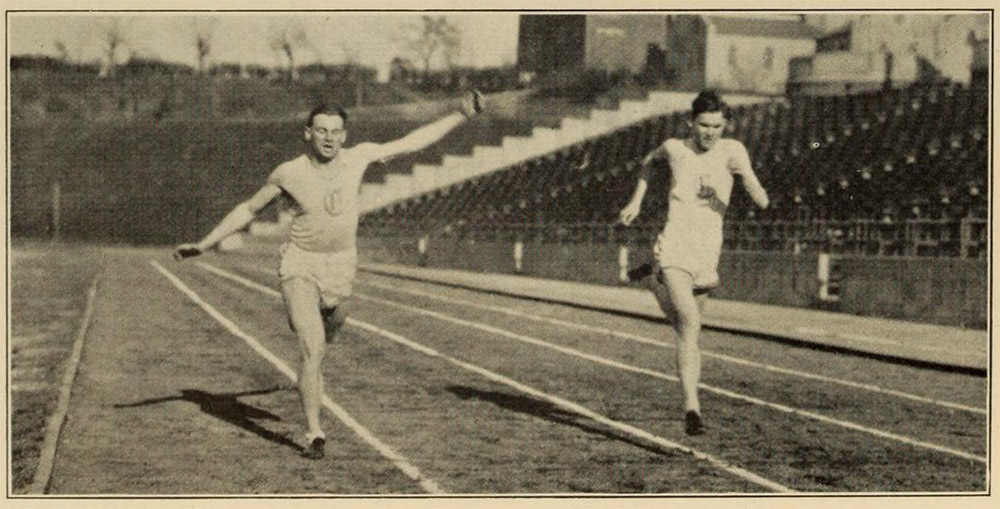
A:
7,14,988,326
360,81,988,259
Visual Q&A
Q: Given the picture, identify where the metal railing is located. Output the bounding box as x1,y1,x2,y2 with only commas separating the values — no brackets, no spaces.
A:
359,217,988,258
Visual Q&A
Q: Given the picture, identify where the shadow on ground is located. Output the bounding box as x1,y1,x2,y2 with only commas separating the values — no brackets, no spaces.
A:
115,387,302,453
447,385,683,457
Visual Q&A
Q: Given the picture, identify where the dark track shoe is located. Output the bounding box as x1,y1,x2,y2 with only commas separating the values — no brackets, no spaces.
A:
627,262,655,282
685,411,705,436
302,437,326,460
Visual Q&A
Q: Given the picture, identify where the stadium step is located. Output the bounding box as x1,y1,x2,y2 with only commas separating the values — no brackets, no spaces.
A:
360,90,775,213
441,154,476,172
411,164,439,193
472,145,506,170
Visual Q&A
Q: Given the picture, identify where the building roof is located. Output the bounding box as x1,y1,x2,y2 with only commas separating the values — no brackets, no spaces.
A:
706,16,819,40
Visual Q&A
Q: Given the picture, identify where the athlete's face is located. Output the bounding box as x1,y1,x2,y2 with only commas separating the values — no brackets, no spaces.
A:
305,113,348,162
690,111,727,152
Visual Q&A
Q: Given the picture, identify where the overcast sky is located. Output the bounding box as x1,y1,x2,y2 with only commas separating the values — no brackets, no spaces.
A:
8,13,522,79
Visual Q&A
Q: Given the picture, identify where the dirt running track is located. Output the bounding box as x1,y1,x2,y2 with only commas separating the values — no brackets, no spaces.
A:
39,247,988,495
49,249,421,494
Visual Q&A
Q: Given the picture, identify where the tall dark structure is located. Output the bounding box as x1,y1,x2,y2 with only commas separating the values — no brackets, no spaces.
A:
663,15,707,91
517,15,587,74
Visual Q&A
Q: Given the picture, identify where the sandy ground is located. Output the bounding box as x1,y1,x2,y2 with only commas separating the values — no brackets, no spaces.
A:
9,242,103,493
9,244,988,495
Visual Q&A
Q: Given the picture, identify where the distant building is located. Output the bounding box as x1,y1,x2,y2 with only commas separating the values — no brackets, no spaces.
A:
585,15,672,74
790,13,989,95
696,15,817,94
209,62,242,79
517,14,817,95
297,63,378,85
517,15,588,74
971,36,988,85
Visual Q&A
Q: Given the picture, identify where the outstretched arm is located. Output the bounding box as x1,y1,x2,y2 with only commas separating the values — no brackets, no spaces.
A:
619,144,666,225
368,89,483,163
173,183,282,260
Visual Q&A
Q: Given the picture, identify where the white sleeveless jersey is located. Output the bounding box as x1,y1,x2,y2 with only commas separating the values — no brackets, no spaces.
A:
653,137,753,288
267,144,380,253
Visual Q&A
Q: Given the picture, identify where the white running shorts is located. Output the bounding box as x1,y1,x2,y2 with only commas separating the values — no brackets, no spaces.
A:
278,242,358,308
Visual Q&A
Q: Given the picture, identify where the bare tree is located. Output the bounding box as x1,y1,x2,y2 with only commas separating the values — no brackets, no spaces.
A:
54,40,70,63
269,22,309,83
340,40,364,107
55,33,93,68
406,15,462,79
440,22,462,72
192,17,218,74
99,18,128,78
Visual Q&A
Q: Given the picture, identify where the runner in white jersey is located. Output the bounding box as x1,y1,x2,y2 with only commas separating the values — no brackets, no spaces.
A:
174,90,483,459
619,90,769,436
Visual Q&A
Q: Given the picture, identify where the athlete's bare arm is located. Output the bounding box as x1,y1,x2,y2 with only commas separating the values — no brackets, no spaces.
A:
367,89,483,164
619,143,668,225
738,169,769,209
173,183,282,260
729,142,769,209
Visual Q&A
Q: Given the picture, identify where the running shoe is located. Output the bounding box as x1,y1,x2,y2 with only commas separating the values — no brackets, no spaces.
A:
302,437,326,460
684,411,705,436
627,262,655,282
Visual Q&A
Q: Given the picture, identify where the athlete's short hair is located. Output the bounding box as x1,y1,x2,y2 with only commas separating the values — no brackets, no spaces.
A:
307,104,348,127
691,90,730,120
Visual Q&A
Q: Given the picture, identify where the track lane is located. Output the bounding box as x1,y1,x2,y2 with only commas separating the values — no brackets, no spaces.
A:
354,274,986,415
351,278,987,458
51,250,421,494
231,260,987,460
187,259,776,493
351,270,988,411
207,257,987,492
153,260,446,494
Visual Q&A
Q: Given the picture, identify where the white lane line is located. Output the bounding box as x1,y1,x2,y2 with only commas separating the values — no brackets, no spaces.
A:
197,263,793,493
13,346,66,358
353,292,987,465
838,333,956,354
214,262,988,464
796,328,954,355
152,261,444,494
12,366,54,379
347,320,795,493
323,270,984,416
12,381,53,393
29,273,100,495
839,333,899,345
350,292,989,463
793,327,838,338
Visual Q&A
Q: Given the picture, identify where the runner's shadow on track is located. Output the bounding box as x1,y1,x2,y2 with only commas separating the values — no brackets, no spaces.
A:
115,387,303,454
447,386,680,456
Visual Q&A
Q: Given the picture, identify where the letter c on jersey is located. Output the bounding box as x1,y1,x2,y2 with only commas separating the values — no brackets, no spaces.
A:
325,189,343,216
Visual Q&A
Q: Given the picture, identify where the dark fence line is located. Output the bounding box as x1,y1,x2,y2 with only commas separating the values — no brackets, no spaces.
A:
357,235,987,328
359,218,988,258
10,181,988,260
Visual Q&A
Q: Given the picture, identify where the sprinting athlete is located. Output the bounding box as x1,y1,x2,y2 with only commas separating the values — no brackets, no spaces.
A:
174,90,483,459
619,90,769,436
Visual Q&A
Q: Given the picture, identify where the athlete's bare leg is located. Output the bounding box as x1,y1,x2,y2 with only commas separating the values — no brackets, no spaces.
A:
281,278,327,443
659,269,704,416
650,274,678,326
